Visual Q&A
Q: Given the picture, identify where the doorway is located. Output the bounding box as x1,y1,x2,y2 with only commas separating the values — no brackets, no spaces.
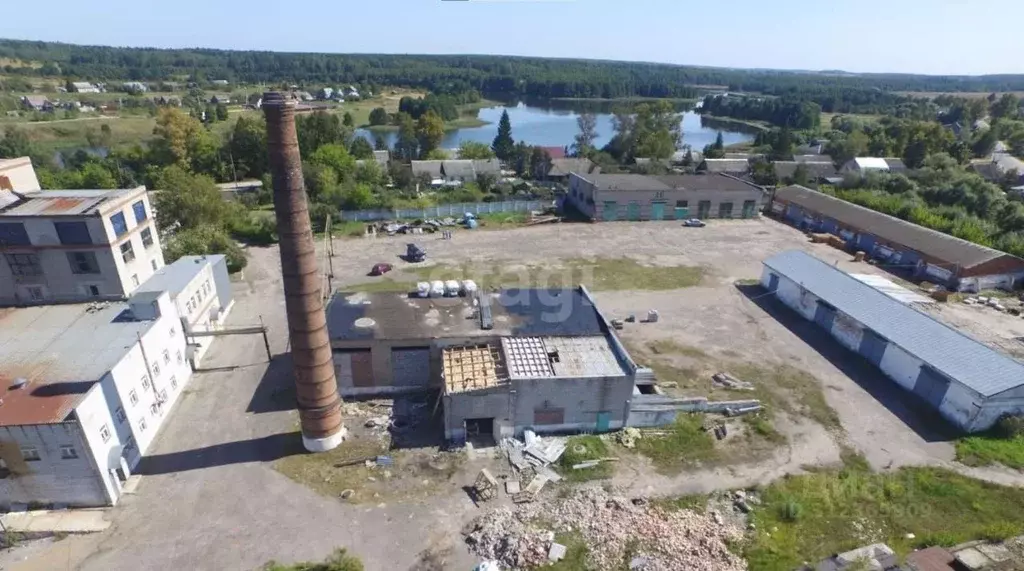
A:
465,417,495,446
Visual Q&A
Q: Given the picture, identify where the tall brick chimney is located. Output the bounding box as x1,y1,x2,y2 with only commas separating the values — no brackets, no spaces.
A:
262,92,345,451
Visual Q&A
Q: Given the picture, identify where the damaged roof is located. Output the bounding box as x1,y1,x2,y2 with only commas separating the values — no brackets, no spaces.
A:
0,187,144,217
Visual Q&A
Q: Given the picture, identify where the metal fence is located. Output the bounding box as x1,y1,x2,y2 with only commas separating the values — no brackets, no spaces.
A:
338,200,549,222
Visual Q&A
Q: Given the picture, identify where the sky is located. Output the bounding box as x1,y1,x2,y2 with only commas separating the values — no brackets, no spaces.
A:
1,0,1021,76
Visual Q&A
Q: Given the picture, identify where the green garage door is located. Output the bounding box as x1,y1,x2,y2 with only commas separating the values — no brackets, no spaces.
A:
742,200,757,218
650,201,666,220
697,200,711,219
602,201,617,221
674,200,689,220
627,201,641,221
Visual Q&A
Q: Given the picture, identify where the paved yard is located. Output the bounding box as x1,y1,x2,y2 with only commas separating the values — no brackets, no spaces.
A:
7,219,1023,570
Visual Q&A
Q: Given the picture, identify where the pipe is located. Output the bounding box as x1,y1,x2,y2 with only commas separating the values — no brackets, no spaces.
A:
262,91,345,452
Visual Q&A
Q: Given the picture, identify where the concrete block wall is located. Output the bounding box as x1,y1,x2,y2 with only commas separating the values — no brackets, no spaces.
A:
0,423,109,509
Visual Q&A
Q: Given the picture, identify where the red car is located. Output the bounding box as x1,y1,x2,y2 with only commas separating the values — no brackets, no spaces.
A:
369,263,393,276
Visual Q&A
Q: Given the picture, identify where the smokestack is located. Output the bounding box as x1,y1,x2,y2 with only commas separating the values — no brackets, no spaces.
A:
263,92,345,452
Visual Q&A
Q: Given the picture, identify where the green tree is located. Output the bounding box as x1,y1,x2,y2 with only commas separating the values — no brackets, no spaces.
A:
476,172,498,193
150,107,220,172
372,133,389,151
226,115,268,179
511,141,532,177
751,161,777,186
415,110,445,157
972,128,999,158
703,132,726,159
529,147,552,180
422,148,449,160
368,107,389,126
215,104,229,122
79,163,118,189
296,111,348,158
342,112,354,128
791,163,810,185
0,128,34,159
492,109,515,161
457,141,495,160
164,225,247,273
339,183,374,210
394,113,418,160
310,143,357,181
152,166,229,231
572,113,598,157
348,137,374,159
632,101,681,160
990,94,1020,120
770,127,795,161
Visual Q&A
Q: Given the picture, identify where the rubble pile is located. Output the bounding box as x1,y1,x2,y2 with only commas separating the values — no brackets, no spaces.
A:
465,488,747,571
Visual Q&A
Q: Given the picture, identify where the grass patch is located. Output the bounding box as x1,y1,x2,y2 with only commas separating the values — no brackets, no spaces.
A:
956,417,1024,469
544,531,593,571
262,548,364,571
646,340,707,359
634,414,716,473
731,364,841,432
742,412,786,445
839,444,871,472
743,467,1024,570
14,115,157,152
557,435,616,482
654,493,708,513
273,438,386,501
476,211,529,228
406,258,704,292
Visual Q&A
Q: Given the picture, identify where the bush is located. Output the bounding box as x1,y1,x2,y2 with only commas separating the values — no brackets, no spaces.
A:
780,499,802,522
164,225,248,273
995,415,1024,439
230,213,277,245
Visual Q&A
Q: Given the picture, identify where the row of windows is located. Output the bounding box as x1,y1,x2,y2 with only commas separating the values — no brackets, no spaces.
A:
186,279,214,314
109,200,148,239
2,229,156,280
20,444,78,461
0,200,148,249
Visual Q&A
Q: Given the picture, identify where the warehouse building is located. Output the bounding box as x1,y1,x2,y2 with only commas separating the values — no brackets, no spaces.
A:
771,185,1024,291
326,287,638,443
0,290,193,508
566,173,766,222
761,250,1024,432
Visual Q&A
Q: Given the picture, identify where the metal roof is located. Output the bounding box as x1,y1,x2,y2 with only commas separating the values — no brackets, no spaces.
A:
582,174,673,192
851,157,890,170
0,187,142,217
764,250,1024,397
133,255,222,299
774,185,1017,270
0,301,159,426
702,159,750,173
653,173,764,193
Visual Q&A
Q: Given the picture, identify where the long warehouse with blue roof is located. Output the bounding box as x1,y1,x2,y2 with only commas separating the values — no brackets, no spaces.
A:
761,250,1024,432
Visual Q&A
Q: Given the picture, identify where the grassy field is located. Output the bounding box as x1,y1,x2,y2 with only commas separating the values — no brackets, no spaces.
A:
820,112,884,126
957,433,1024,469
743,466,1024,570
557,435,616,482
4,115,158,152
898,91,1024,100
634,414,716,473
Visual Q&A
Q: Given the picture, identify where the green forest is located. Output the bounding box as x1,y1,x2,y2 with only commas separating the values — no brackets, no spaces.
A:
5,38,1024,99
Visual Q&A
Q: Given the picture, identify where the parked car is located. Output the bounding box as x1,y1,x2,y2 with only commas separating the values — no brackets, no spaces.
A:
369,263,393,276
682,219,706,228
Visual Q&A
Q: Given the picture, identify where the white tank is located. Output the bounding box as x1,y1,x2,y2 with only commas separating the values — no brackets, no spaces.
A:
461,280,478,296
444,280,461,297
430,280,445,297
416,282,431,298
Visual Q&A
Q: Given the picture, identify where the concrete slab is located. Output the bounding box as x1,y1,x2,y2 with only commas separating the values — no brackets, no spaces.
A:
954,547,993,570
975,543,1012,562
0,509,111,533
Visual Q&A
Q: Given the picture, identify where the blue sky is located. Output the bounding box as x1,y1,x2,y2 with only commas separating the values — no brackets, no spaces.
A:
1,0,1021,75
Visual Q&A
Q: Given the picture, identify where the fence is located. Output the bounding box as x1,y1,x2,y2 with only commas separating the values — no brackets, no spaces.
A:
338,200,549,222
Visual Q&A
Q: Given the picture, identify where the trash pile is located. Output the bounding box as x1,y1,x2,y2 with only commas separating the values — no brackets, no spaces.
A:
617,427,642,449
497,431,566,503
464,487,747,571
711,372,755,391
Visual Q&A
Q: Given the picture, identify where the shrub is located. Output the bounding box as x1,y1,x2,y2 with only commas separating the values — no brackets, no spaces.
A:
780,500,802,522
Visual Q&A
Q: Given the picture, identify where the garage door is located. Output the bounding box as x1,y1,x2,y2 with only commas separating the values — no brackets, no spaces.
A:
334,349,374,388
913,365,951,409
392,347,431,388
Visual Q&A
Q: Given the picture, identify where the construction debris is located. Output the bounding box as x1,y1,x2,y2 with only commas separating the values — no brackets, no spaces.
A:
474,469,499,502
617,427,642,449
711,372,755,391
572,458,617,470
464,487,746,571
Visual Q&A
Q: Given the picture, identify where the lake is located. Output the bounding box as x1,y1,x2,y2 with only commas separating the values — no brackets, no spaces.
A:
356,99,758,153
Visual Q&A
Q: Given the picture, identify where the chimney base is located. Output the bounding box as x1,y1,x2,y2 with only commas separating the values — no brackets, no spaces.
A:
302,428,347,452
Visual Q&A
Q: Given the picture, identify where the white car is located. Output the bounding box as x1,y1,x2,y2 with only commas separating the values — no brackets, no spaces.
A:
444,280,461,297
429,280,445,297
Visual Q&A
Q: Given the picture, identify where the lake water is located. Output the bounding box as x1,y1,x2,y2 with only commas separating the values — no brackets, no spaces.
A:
356,100,757,152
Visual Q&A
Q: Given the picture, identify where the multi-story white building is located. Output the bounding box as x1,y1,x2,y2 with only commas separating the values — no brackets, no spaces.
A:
0,185,165,306
0,290,193,508
132,255,235,367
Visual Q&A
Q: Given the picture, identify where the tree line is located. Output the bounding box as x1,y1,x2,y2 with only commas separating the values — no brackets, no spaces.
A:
8,39,1024,100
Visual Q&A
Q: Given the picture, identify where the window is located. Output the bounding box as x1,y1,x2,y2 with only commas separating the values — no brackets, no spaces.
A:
60,445,78,460
141,227,154,248
67,251,100,274
675,200,688,208
163,349,171,364
5,253,42,276
176,350,183,364
141,375,151,391
151,259,158,271
169,326,176,337
131,274,139,287
158,390,167,401
99,424,111,443
139,418,147,432
120,240,135,263
54,221,92,245
0,223,30,246
87,285,100,296
150,403,160,416
109,212,128,238
170,376,178,389
129,389,139,405
115,406,127,423
21,447,41,462
132,200,148,223
123,436,136,452
152,362,160,378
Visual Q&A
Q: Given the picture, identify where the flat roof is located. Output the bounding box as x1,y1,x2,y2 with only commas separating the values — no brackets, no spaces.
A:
327,288,605,341
502,336,624,380
0,187,145,217
653,174,764,193
775,185,1017,270
134,255,223,299
764,250,1024,397
0,302,158,426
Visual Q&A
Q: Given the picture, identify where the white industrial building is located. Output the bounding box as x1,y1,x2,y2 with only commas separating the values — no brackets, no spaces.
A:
0,157,42,196
761,250,1024,432
0,184,164,306
132,255,235,367
0,290,193,508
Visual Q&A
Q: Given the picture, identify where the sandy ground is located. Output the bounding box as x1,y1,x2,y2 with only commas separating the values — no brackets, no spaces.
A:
6,218,1024,570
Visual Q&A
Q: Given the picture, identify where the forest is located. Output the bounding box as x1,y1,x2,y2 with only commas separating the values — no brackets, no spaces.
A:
6,39,1024,99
